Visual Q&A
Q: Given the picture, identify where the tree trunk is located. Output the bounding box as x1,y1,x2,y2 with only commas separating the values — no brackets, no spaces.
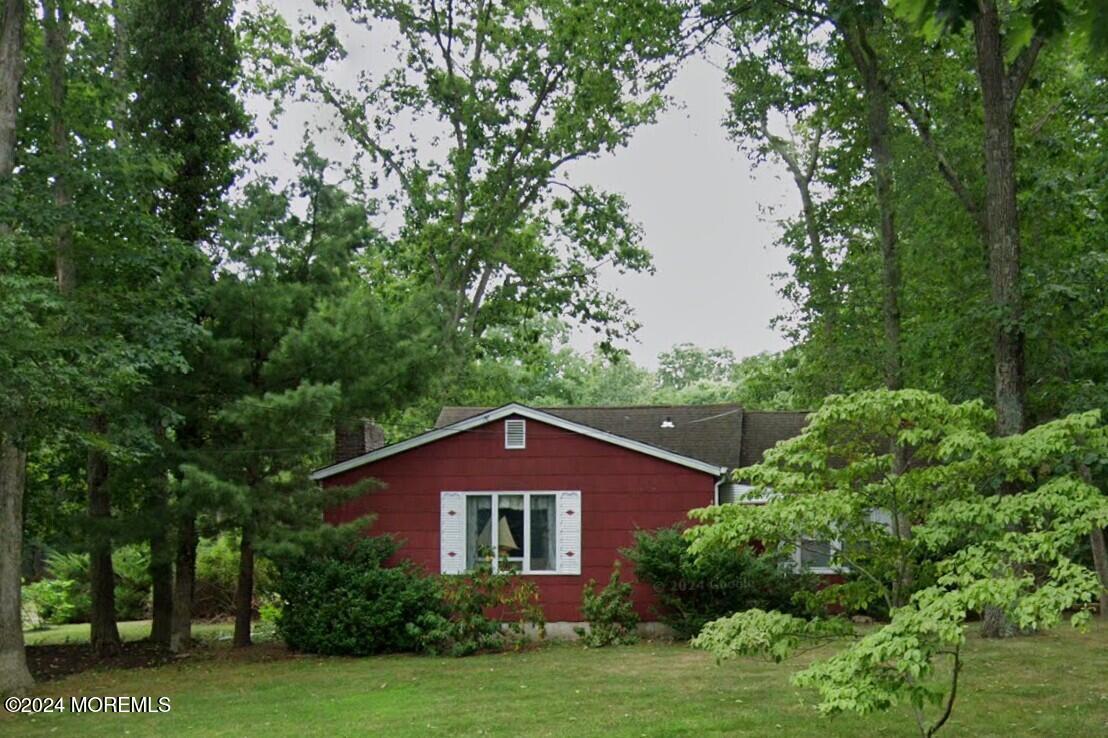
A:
843,23,902,394
973,1,1027,638
43,0,75,294
0,436,33,696
233,526,254,648
1089,526,1108,619
0,0,33,699
148,510,173,647
842,21,912,604
170,514,196,652
87,415,120,656
0,0,25,179
973,1,1025,439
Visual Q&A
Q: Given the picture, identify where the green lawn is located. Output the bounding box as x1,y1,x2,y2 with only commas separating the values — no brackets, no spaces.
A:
4,622,1106,737
22,620,236,646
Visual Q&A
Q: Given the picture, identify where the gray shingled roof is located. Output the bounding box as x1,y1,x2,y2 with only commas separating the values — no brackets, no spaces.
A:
434,405,809,469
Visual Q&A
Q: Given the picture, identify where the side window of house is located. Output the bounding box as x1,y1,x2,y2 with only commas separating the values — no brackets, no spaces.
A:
797,538,834,570
441,491,578,575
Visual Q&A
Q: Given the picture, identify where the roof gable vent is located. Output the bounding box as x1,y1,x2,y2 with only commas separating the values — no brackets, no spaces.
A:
504,419,526,449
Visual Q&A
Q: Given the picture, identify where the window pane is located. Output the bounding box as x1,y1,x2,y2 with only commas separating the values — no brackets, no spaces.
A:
466,495,492,570
498,495,525,563
799,539,832,569
529,495,556,571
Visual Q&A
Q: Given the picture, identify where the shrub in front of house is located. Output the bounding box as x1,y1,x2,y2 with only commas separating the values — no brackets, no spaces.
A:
624,526,816,639
415,557,546,657
274,536,446,656
576,560,639,647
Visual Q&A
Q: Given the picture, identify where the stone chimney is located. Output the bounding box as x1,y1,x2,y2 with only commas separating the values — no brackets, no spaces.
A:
334,419,386,464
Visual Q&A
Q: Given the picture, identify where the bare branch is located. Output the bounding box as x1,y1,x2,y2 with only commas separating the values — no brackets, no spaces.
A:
926,645,962,737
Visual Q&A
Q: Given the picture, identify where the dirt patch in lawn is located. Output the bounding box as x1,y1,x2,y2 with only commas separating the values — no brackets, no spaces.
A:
26,639,295,683
26,642,178,683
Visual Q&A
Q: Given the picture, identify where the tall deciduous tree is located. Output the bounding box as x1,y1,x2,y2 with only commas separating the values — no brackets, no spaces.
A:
253,0,685,349
0,0,34,694
894,0,1108,637
690,390,1108,737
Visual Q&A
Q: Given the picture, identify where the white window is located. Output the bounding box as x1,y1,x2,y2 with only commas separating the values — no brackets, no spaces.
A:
504,419,526,449
797,538,833,569
440,491,580,575
718,483,770,505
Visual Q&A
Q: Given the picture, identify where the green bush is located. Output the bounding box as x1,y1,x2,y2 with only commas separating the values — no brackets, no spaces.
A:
274,536,446,656
22,546,152,624
576,561,639,647
22,577,85,625
416,557,546,657
112,545,152,621
624,526,816,639
194,535,276,619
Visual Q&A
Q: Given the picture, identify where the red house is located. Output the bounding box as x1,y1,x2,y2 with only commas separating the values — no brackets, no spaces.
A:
314,404,809,624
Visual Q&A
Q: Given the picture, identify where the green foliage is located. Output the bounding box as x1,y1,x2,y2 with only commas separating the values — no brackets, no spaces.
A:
21,578,85,626
690,390,997,613
692,609,854,663
417,559,546,657
688,389,1108,736
274,537,445,656
246,0,686,350
127,0,249,244
625,526,816,639
22,546,153,624
193,536,277,620
576,561,640,647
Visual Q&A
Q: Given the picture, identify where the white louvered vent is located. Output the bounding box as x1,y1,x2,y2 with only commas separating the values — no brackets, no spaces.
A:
440,492,466,574
504,419,526,449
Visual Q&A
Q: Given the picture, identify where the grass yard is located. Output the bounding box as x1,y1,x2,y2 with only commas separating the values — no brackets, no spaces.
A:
3,622,1106,737
22,620,238,647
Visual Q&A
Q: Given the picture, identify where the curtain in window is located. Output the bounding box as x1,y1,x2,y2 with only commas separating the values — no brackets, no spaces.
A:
498,495,524,570
529,495,556,571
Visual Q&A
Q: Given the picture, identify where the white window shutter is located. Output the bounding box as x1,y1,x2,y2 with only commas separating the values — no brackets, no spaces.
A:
556,491,581,574
440,492,466,574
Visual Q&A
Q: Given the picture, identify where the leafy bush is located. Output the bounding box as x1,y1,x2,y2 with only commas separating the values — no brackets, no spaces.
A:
22,546,153,624
624,526,816,638
112,545,152,621
22,577,85,625
416,557,546,657
274,536,445,656
194,535,276,619
576,561,639,646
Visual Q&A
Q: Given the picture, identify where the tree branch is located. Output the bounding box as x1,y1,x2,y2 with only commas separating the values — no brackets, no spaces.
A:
1006,37,1044,118
896,98,984,231
314,82,413,194
927,645,962,737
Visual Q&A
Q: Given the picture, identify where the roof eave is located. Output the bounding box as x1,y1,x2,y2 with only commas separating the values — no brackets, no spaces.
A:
311,403,726,481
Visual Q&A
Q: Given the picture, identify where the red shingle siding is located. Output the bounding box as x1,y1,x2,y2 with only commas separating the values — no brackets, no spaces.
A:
323,415,717,621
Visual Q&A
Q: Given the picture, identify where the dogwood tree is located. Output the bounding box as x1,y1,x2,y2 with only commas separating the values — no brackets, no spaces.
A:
688,389,1108,737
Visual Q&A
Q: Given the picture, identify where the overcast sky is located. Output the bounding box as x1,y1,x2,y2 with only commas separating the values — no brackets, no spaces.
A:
254,2,797,368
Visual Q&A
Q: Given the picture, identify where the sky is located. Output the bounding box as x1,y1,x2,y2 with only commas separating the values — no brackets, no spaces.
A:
254,2,797,368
